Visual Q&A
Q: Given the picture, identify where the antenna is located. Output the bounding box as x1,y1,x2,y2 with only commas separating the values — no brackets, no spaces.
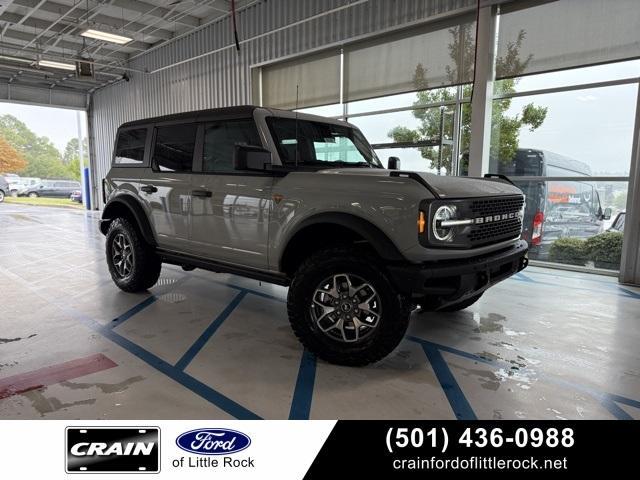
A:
295,84,300,168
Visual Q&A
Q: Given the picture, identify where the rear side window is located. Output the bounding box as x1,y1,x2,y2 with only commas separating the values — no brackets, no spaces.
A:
115,128,147,165
203,120,261,172
153,124,198,172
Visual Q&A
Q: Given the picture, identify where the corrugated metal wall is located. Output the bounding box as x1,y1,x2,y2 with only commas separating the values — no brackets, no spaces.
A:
90,0,474,208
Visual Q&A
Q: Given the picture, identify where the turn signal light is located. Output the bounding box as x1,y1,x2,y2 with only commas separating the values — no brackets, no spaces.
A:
417,211,426,234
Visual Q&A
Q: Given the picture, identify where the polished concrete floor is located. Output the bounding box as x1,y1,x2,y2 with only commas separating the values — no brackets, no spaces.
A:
1,204,639,420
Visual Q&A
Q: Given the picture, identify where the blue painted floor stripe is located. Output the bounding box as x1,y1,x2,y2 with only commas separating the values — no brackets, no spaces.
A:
110,295,157,329
175,290,247,371
420,342,477,420
97,324,262,419
289,349,317,420
601,397,634,420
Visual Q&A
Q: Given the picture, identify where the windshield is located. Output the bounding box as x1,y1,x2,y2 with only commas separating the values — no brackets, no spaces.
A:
267,117,382,168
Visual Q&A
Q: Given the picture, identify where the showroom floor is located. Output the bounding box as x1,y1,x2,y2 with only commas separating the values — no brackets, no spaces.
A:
0,204,639,420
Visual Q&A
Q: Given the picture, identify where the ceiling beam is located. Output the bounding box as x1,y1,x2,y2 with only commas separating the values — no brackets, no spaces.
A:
0,13,151,51
11,0,174,41
110,0,201,28
0,29,131,61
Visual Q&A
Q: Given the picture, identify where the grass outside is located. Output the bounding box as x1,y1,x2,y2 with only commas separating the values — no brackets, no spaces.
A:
3,196,84,209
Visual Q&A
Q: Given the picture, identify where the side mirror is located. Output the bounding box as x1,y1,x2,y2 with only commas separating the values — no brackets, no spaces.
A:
602,207,612,220
388,156,401,170
233,145,272,171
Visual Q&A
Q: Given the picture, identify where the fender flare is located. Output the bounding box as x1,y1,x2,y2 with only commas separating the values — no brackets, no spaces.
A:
280,212,405,269
100,195,156,246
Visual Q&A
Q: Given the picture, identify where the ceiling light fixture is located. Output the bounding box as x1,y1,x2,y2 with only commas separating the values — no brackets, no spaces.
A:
81,29,132,45
38,59,76,71
0,55,33,64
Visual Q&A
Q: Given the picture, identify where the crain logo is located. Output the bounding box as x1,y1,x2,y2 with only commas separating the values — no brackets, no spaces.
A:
474,211,522,224
66,427,160,473
176,428,251,456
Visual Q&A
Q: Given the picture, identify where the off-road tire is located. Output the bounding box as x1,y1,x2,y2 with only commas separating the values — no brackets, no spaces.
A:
287,247,411,366
106,217,161,292
419,292,483,312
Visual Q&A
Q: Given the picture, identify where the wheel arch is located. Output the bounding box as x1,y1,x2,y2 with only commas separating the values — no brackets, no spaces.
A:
279,212,404,276
100,195,156,246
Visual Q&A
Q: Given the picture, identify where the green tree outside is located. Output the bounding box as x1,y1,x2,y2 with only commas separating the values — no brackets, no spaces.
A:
388,27,548,175
0,114,82,180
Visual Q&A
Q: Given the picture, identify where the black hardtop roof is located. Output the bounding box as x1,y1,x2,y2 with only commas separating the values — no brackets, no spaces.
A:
118,105,262,129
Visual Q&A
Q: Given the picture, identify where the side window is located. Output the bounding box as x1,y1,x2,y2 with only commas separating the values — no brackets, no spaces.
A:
203,120,261,172
153,124,198,172
115,128,147,165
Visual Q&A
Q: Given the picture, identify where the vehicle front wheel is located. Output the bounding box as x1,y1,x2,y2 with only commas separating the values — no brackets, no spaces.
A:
28,192,38,198
287,247,411,366
0,190,4,202
106,217,161,292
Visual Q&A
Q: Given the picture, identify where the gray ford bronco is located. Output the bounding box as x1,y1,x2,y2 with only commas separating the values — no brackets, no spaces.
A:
101,106,528,366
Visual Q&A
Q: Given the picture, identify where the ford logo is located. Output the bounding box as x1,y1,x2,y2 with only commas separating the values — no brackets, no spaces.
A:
176,429,251,455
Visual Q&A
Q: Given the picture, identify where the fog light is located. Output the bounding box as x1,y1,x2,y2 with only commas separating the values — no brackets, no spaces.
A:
432,205,456,242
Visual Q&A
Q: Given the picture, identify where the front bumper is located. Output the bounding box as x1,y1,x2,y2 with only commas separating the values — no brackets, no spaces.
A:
387,240,528,305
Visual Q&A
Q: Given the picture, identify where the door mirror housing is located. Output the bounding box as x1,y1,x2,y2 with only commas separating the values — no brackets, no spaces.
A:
233,145,272,171
602,207,612,220
388,156,401,170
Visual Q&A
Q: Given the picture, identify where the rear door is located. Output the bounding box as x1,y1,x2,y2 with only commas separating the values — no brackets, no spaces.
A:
138,122,198,252
189,118,273,269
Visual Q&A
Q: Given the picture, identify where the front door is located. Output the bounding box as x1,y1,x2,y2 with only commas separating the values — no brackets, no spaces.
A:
190,119,273,269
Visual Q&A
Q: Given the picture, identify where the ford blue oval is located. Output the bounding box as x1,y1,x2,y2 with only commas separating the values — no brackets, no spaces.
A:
176,428,251,455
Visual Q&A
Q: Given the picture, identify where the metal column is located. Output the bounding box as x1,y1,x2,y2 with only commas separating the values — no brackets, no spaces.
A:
620,82,640,286
467,4,497,177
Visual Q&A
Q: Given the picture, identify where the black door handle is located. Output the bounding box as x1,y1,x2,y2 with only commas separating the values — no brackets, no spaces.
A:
192,190,212,198
140,185,157,194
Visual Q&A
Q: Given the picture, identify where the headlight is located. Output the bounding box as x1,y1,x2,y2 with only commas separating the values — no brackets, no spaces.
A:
432,205,457,242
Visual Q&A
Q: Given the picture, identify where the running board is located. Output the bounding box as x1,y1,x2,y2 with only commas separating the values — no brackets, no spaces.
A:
157,250,290,286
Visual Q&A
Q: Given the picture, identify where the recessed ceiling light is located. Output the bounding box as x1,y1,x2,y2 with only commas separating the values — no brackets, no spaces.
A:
38,59,76,71
81,29,132,45
0,54,33,64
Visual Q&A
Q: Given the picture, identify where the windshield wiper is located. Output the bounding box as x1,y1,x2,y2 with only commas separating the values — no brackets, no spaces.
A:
307,161,373,168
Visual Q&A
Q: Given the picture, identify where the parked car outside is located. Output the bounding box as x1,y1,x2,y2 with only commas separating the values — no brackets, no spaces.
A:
23,180,81,198
70,190,83,203
16,177,42,196
0,176,9,202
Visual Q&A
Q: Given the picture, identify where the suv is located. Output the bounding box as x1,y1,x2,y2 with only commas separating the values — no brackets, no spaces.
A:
23,180,81,198
101,106,528,366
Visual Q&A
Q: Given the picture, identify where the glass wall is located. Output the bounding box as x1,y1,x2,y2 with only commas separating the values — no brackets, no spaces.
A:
489,70,638,271
255,1,640,275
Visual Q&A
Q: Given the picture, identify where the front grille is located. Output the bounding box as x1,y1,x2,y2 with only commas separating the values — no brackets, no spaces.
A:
470,196,524,217
468,196,524,247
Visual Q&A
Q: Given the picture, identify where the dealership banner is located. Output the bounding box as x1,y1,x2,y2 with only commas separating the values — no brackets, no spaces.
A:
0,420,636,478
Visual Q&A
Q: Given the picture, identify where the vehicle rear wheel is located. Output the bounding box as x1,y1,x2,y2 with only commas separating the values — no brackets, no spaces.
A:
28,192,38,198
106,217,161,292
0,190,4,202
419,292,483,312
287,247,411,366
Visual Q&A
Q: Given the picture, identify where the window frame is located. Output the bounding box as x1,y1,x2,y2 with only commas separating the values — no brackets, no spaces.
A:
112,125,152,168
150,121,202,174
199,118,266,174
